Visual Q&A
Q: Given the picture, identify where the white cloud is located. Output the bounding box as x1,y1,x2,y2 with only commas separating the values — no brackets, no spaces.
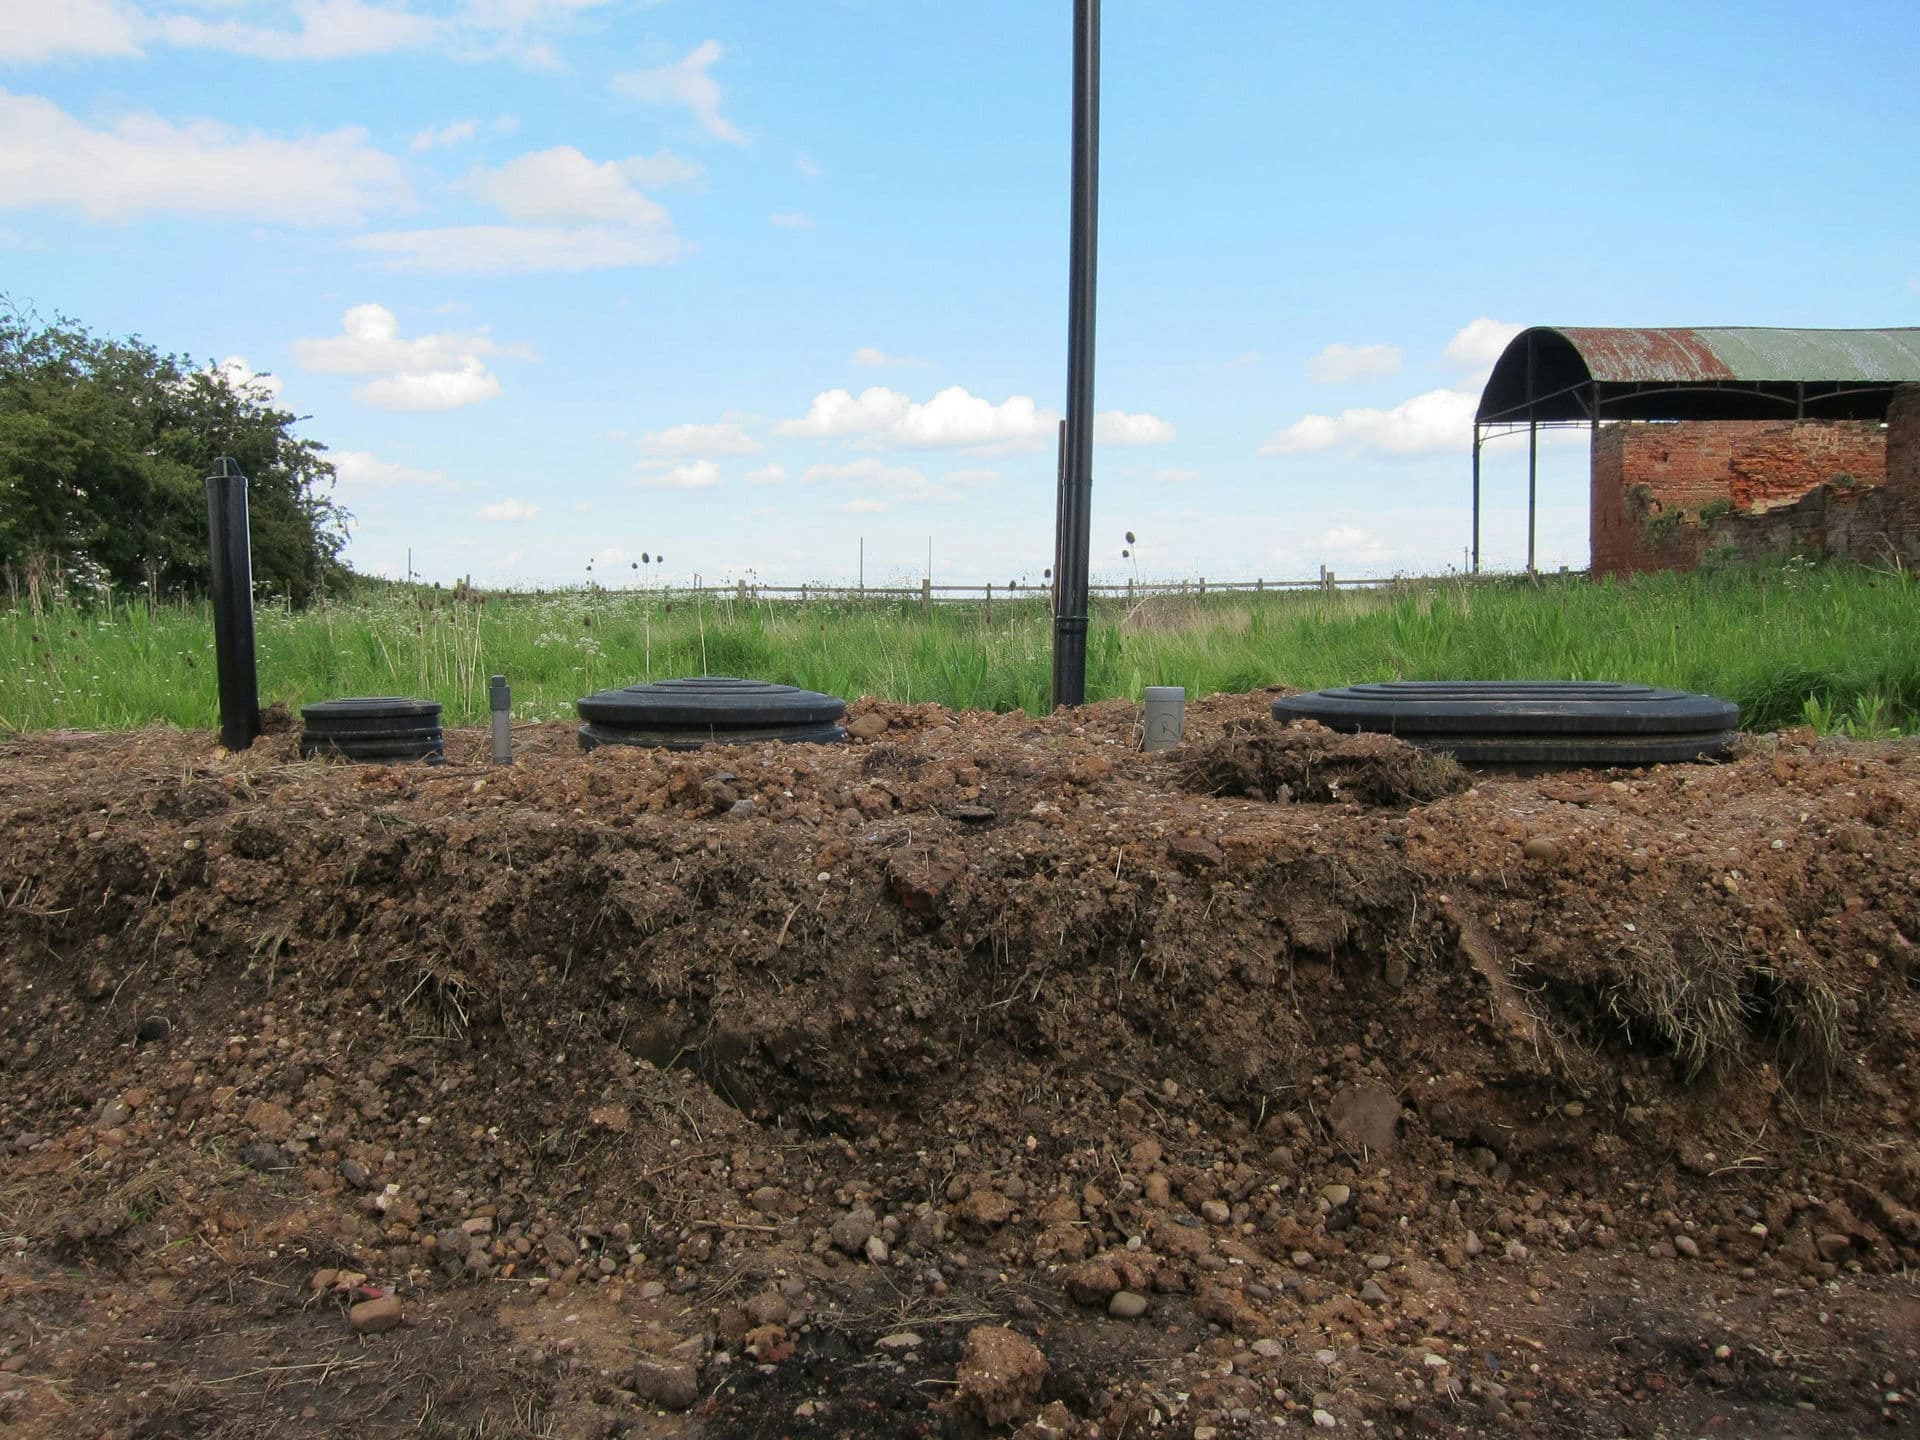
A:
1259,386,1476,457
801,458,949,502
769,211,813,230
635,459,720,490
744,463,787,485
1226,351,1262,368
779,384,1047,451
293,303,514,411
331,450,455,494
0,0,140,62
639,421,759,454
466,146,680,224
154,0,444,62
613,39,744,145
1155,467,1200,484
1094,409,1176,445
354,223,685,274
853,346,929,368
842,497,888,514
207,355,282,401
944,467,999,485
0,90,408,225
356,142,691,275
411,119,482,152
477,498,539,522
1443,317,1524,371
794,152,821,178
1306,342,1402,383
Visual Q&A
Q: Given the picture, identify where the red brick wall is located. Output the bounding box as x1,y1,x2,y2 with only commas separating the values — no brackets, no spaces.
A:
1886,386,1920,563
1590,420,1888,576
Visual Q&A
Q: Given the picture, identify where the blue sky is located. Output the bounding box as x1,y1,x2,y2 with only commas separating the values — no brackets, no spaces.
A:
4,1,1917,589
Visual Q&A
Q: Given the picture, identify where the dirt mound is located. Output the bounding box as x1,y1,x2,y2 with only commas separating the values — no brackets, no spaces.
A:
1,693,1917,1438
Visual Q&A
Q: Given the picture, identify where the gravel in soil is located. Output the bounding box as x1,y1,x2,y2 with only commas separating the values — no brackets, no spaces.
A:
1,690,1917,1438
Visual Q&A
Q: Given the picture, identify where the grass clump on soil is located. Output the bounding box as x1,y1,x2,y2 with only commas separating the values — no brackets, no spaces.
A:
2,561,1917,736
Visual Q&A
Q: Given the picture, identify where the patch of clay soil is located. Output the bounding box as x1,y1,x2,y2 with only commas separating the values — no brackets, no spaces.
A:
1,691,1916,1439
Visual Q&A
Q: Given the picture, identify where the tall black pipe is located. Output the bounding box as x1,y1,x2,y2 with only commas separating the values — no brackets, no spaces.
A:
1051,0,1099,709
204,456,260,751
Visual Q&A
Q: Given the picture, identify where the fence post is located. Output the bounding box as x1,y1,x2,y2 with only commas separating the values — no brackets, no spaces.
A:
1256,577,1263,593
1198,576,1206,597
736,579,747,602
985,582,993,621
1327,570,1337,591
204,456,260,751
921,577,931,610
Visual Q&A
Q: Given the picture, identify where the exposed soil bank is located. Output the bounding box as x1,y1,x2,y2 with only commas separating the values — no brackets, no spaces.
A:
1,693,1916,1438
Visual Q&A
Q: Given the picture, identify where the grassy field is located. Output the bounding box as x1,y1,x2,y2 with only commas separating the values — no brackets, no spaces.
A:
3,561,1916,736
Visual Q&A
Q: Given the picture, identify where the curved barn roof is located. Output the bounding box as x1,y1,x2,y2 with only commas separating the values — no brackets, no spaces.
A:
1476,326,1920,425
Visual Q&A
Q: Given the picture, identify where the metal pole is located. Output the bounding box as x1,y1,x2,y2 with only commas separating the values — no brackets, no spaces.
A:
1527,419,1538,576
1470,426,1482,574
1051,0,1100,709
204,456,260,751
1052,418,1066,614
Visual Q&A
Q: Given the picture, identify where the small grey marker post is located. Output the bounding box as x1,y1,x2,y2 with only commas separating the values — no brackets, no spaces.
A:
1142,686,1185,751
489,674,512,764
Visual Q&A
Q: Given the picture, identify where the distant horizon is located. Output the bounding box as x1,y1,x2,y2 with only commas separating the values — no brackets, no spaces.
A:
5,1,1915,589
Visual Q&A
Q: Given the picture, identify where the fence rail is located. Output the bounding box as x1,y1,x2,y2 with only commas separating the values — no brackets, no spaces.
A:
650,568,1411,606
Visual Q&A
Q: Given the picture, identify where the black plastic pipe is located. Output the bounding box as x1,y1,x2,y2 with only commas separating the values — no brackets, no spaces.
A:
204,456,260,751
1051,0,1099,709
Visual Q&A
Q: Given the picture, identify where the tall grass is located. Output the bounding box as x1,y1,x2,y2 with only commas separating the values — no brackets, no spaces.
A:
3,563,1916,737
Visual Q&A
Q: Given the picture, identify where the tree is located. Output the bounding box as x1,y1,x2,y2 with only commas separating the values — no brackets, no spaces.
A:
0,300,349,603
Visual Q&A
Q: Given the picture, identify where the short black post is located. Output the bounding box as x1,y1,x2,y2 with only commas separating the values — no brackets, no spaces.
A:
204,456,260,751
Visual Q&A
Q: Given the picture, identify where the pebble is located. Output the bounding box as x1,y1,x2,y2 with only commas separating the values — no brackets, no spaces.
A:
1320,1184,1352,1207
1200,1199,1231,1225
1360,1279,1389,1306
632,1358,700,1411
1108,1290,1149,1319
829,1208,875,1255
1674,1235,1700,1259
865,1235,890,1265
1313,1408,1338,1429
339,1159,372,1190
876,1332,923,1350
1464,1230,1483,1257
348,1296,404,1334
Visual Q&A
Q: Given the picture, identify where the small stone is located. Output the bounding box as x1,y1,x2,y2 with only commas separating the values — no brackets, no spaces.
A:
1522,836,1558,863
1366,1254,1391,1271
1360,1279,1389,1306
865,1235,890,1264
96,1099,130,1129
1252,1339,1284,1358
631,1358,700,1411
750,1186,784,1215
1562,1101,1585,1119
1320,1184,1351,1208
876,1331,923,1351
1200,1199,1231,1225
588,1105,630,1133
348,1296,403,1334
339,1159,373,1190
1814,1233,1852,1262
958,1189,1014,1228
1313,1408,1338,1429
830,1208,876,1255
1674,1235,1700,1259
1464,1230,1484,1257
846,713,889,740
1107,1290,1149,1319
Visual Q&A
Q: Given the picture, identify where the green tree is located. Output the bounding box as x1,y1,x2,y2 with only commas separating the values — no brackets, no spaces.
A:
0,300,348,603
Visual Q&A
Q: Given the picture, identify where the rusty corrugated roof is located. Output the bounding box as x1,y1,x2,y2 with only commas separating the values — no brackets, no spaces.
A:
1551,326,1920,384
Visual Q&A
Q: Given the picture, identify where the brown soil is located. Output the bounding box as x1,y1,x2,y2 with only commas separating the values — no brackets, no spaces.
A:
1,691,1916,1440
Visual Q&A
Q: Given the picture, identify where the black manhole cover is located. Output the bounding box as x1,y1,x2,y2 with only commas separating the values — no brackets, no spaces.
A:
1272,681,1739,768
300,697,445,763
577,676,848,751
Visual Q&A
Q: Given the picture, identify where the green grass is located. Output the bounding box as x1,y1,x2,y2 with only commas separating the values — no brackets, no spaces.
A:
3,561,1917,737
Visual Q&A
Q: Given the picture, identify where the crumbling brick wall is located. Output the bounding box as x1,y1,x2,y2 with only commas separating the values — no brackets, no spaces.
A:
1885,385,1920,564
1590,419,1888,576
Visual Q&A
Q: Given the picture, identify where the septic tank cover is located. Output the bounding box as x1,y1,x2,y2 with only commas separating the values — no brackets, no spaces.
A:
577,676,848,751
